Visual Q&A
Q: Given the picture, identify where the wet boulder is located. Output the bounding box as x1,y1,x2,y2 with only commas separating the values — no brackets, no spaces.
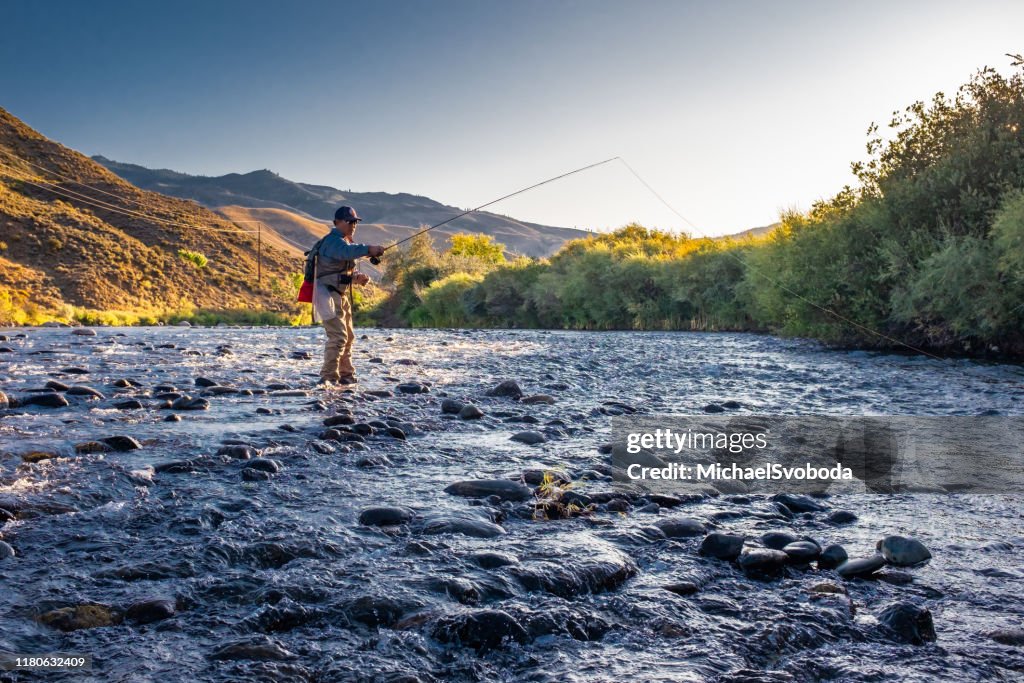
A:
826,510,858,525
877,602,937,645
486,380,523,399
738,549,790,580
433,609,529,651
114,399,145,410
419,514,507,539
510,430,546,445
344,595,419,628
0,391,8,409
0,541,15,560
761,531,802,550
323,414,355,427
817,544,848,570
441,398,465,414
244,458,282,474
67,385,105,399
521,394,555,405
72,327,97,336
654,517,705,538
75,442,112,454
100,436,142,452
782,540,821,564
877,535,932,566
988,628,1024,646
125,598,176,625
195,377,218,387
444,479,532,502
38,604,122,631
458,404,484,420
358,506,413,527
467,551,519,569
397,382,429,394
698,533,744,561
508,551,637,598
217,445,257,460
18,393,69,409
771,493,827,513
209,635,296,661
171,396,209,411
837,555,885,579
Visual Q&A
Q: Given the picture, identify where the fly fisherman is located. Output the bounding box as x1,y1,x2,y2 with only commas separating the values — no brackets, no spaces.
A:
312,206,384,386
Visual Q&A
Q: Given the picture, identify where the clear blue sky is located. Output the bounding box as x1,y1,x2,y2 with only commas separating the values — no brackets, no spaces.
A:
3,0,1022,235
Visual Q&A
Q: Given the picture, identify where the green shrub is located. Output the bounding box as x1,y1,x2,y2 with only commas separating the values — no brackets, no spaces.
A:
177,248,208,268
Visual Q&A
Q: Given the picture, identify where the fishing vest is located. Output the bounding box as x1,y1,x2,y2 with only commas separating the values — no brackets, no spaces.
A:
306,233,354,288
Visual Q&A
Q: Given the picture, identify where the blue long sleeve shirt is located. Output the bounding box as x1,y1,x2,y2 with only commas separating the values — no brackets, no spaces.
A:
316,227,369,280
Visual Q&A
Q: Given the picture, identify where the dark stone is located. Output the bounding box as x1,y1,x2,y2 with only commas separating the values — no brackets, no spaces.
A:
125,598,176,624
0,541,15,560
760,531,801,550
698,533,744,561
19,393,69,408
195,377,218,387
38,604,122,631
655,517,705,538
344,595,417,628
100,436,142,452
385,427,406,440
837,555,886,579
323,414,355,427
988,628,1024,646
877,535,932,566
782,540,821,564
663,581,700,596
508,552,637,597
171,396,209,411
877,602,937,645
647,494,684,508
358,506,413,526
419,514,506,538
486,380,523,399
441,398,465,414
467,551,519,569
75,441,113,454
738,549,790,580
433,609,528,651
826,510,858,525
445,479,532,502
244,458,282,474
242,469,272,482
67,385,105,399
817,544,848,570
397,382,429,394
702,403,725,413
351,423,374,436
510,430,546,445
458,404,484,420
164,414,181,422
771,493,827,512
209,636,296,661
0,391,8,410
217,445,257,460
114,399,144,410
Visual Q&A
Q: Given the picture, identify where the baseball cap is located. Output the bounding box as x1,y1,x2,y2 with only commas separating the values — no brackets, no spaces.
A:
334,206,362,223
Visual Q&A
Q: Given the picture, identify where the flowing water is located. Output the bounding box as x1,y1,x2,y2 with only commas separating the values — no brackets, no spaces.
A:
0,327,1022,682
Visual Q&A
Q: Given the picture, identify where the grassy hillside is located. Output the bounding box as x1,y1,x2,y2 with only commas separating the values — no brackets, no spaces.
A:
94,157,591,257
0,107,305,324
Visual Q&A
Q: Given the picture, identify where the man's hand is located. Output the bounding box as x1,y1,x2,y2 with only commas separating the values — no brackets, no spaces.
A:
367,245,385,258
353,272,371,286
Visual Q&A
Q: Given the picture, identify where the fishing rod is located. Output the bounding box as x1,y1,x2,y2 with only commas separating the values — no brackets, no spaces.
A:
367,156,620,264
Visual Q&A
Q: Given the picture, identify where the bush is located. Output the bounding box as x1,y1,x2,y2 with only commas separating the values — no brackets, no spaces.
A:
177,249,208,268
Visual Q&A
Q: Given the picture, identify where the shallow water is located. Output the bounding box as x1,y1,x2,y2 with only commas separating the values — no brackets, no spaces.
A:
0,327,1022,682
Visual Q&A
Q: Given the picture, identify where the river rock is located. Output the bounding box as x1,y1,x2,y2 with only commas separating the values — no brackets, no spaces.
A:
359,506,413,526
125,598,176,624
67,385,105,399
508,551,637,597
46,380,70,391
441,398,465,414
75,441,112,454
877,535,932,566
837,555,885,579
100,436,142,452
433,609,529,651
114,399,144,410
486,380,523,399
772,493,827,513
0,541,14,560
419,514,507,538
663,581,700,596
445,479,532,502
72,328,97,336
344,595,419,628
458,404,484,420
818,544,848,570
988,628,1024,646
397,382,429,394
217,445,256,460
324,414,355,426
19,393,69,408
195,377,218,387
510,430,546,445
467,551,519,569
738,549,790,580
698,533,744,561
521,394,555,405
782,540,821,564
761,531,802,550
38,604,122,631
0,391,8,409
877,602,937,645
244,458,282,474
655,517,705,538
209,636,296,661
171,396,209,410
164,414,181,422
826,510,858,525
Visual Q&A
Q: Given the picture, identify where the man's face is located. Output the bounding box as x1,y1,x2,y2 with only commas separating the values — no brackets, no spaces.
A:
335,220,357,239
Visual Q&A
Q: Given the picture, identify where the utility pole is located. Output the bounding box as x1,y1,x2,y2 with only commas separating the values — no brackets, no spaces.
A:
257,222,262,284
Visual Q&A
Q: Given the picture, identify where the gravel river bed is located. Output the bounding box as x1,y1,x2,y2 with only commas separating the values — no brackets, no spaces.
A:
0,326,1022,682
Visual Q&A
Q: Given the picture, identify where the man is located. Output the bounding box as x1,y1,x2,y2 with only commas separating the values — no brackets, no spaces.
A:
312,206,385,386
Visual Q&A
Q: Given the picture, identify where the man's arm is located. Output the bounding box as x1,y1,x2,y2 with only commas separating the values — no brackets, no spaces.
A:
319,236,370,261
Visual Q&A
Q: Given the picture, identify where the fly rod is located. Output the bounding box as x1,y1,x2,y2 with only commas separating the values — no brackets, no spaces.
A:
368,156,620,264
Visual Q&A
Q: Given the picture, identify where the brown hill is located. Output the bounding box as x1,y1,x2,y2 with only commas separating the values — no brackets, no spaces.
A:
0,107,303,319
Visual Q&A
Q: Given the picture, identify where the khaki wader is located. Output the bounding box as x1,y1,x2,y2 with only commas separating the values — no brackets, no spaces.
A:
319,286,356,382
